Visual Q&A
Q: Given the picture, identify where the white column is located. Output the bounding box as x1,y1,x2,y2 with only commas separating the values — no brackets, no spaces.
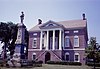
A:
40,31,42,50
46,31,49,50
59,30,62,50
52,30,55,50
62,31,64,50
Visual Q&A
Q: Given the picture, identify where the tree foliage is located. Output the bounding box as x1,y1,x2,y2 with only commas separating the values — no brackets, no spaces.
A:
0,22,29,59
85,37,100,63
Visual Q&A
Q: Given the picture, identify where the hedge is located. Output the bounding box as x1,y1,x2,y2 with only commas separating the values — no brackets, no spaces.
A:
86,62,100,67
46,61,82,66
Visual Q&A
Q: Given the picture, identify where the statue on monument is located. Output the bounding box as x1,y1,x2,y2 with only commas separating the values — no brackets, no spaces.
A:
20,11,24,23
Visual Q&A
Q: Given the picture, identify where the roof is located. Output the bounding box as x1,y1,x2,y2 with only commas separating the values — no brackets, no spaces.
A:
29,19,87,32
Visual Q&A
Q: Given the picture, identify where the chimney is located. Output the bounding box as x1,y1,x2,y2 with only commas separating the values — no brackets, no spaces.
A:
82,13,86,20
38,19,42,24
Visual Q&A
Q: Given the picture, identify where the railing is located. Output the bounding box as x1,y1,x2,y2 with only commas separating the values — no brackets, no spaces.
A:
51,51,62,61
35,50,46,61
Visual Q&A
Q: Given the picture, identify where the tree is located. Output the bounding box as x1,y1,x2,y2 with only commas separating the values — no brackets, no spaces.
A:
85,37,100,69
86,37,100,62
0,22,29,60
0,22,18,59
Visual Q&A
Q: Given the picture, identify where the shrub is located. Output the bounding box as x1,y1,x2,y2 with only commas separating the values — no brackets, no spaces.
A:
86,62,100,67
46,61,82,66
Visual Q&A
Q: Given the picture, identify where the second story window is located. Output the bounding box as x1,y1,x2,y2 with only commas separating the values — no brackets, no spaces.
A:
74,35,79,47
65,36,70,47
32,38,37,48
33,33,37,36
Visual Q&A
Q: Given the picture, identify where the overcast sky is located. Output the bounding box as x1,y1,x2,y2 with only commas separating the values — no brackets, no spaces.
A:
0,0,100,43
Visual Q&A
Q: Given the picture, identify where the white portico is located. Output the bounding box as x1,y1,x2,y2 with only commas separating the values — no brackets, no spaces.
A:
40,29,63,50
39,20,64,50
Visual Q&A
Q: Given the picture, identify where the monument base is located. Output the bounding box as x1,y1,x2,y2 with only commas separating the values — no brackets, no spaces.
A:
12,44,26,67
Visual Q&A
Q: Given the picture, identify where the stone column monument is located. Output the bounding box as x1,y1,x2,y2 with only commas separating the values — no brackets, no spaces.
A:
13,12,26,66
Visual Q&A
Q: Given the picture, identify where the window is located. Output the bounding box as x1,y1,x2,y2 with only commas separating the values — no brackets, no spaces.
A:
33,33,37,36
32,53,36,60
74,35,79,47
65,52,70,61
74,53,80,62
33,38,37,48
65,36,70,47
65,31,69,33
48,24,53,26
74,30,78,33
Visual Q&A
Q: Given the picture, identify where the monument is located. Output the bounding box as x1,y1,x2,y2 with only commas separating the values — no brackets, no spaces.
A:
13,12,26,66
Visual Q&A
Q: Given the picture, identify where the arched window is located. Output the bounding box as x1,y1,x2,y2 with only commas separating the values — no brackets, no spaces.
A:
65,36,70,47
74,35,79,47
65,52,70,61
32,53,36,60
74,53,80,62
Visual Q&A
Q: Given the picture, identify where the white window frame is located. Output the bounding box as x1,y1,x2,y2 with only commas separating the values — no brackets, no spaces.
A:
74,53,80,62
65,36,70,47
65,52,70,61
33,33,37,36
74,30,79,33
32,38,37,48
65,31,69,33
32,53,36,60
74,35,79,47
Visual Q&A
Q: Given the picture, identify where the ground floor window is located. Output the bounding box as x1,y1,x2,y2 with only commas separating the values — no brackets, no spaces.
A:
74,53,80,62
65,52,70,61
32,53,36,60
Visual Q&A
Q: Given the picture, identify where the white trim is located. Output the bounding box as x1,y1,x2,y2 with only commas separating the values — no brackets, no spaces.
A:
32,38,37,48
28,49,41,51
65,31,69,33
52,30,55,50
46,30,49,50
74,30,79,33
74,35,79,47
33,33,37,36
28,48,85,51
74,53,80,62
40,31,43,50
41,28,63,31
28,49,63,51
63,48,85,50
59,30,62,50
65,36,70,47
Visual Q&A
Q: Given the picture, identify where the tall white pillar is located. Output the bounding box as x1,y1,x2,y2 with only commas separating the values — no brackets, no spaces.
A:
52,30,55,50
59,30,62,50
62,31,64,50
40,31,43,50
46,31,49,50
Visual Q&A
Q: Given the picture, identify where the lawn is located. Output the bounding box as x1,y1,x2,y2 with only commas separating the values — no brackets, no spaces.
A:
0,64,96,69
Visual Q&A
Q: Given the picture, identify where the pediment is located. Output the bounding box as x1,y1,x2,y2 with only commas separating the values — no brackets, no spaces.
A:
39,20,63,29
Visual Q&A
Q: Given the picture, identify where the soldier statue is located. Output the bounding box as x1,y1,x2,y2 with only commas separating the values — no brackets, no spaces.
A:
20,11,24,23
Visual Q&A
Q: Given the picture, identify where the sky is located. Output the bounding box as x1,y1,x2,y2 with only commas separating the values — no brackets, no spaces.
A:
0,0,100,44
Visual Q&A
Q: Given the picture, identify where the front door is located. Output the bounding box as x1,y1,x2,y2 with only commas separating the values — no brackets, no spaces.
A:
45,52,50,63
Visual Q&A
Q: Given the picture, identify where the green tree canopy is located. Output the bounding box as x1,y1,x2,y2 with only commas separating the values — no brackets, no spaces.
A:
85,37,100,63
0,22,29,59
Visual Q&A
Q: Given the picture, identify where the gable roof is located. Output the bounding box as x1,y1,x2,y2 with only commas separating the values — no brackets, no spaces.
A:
29,19,87,32
39,20,64,29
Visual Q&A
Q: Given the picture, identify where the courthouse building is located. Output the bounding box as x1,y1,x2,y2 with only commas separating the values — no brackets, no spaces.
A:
28,14,88,64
